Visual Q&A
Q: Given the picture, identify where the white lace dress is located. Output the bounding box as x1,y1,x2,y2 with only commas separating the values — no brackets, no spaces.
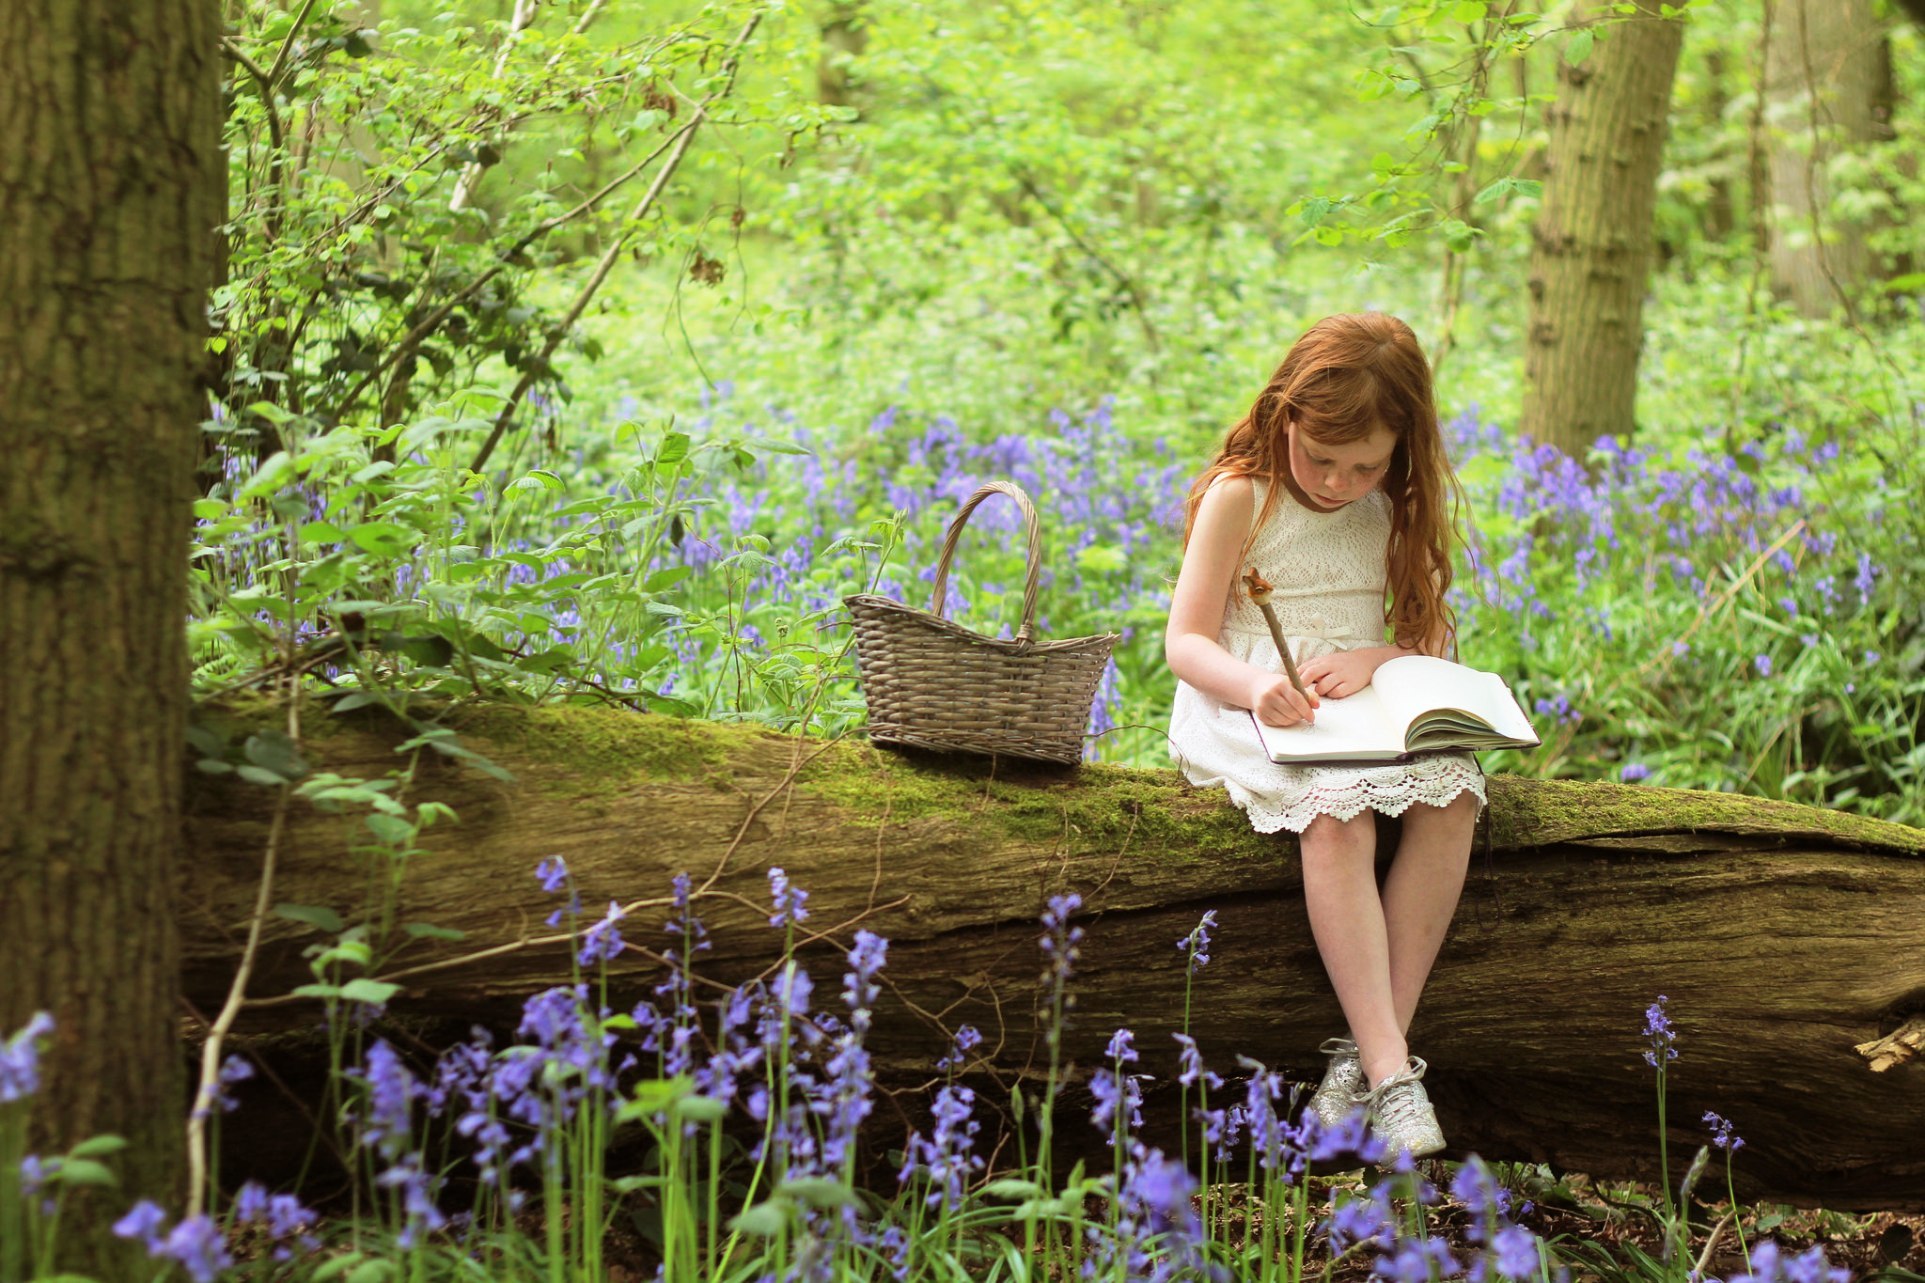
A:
1167,476,1486,834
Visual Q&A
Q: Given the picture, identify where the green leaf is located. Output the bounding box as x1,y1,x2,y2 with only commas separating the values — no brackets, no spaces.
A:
981,1177,1048,1200
67,1134,129,1159
657,431,690,465
403,922,467,941
775,1176,858,1209
339,978,400,1006
244,729,308,781
1565,28,1594,64
364,812,415,846
50,1158,118,1188
672,1095,728,1124
728,1200,791,1237
1451,0,1487,21
345,1260,396,1283
311,1251,368,1282
237,764,288,787
346,521,420,558
274,903,345,933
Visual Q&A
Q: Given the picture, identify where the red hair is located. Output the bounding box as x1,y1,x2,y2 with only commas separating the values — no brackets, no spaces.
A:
1181,313,1469,653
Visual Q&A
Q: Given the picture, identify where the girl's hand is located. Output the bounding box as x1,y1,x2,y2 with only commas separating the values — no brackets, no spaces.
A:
1296,647,1389,700
1249,671,1320,727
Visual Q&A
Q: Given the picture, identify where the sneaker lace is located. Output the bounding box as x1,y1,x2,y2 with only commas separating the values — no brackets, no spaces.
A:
1351,1055,1429,1111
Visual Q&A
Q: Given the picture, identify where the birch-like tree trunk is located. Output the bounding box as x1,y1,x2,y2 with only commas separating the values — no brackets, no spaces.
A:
0,0,221,1268
1520,2,1685,455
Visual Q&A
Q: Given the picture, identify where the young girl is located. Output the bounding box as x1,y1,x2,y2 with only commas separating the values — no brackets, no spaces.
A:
1165,312,1481,1160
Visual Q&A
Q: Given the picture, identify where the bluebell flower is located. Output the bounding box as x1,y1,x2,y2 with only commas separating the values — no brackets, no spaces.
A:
1755,654,1774,677
1325,1193,1393,1255
1704,1109,1745,1151
768,866,810,929
1493,1224,1540,1280
1178,910,1218,974
1173,1033,1223,1091
936,1023,982,1072
0,1011,54,1102
1373,1234,1459,1283
1106,1028,1138,1065
112,1200,169,1253
1620,763,1651,783
535,855,569,893
1643,994,1678,1068
577,900,628,967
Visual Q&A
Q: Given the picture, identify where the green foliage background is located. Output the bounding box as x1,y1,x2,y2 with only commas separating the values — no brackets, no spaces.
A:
194,0,1925,822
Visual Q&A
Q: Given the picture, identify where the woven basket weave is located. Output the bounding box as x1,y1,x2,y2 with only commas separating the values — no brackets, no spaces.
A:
844,481,1118,765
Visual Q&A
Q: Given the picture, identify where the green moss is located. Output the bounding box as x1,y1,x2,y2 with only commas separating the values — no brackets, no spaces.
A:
1486,776,1925,855
797,742,1275,862
448,704,745,785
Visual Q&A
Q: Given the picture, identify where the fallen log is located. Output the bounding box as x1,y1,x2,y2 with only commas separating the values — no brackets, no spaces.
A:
181,699,1925,1210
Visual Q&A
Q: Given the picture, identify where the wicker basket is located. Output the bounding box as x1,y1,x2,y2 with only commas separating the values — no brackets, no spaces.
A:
844,481,1119,765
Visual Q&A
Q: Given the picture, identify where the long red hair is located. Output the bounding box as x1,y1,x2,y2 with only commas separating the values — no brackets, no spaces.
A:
1181,313,1468,654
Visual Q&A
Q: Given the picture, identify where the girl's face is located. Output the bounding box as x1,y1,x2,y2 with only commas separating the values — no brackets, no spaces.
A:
1285,420,1399,511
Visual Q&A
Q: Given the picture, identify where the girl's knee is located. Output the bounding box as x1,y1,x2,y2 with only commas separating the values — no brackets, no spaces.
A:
1300,810,1375,858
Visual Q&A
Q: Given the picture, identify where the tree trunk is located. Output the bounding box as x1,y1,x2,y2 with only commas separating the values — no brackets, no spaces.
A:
182,701,1925,1211
1764,0,1893,317
1520,3,1685,456
0,0,221,1269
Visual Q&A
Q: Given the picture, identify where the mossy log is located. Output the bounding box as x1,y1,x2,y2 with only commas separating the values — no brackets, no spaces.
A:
182,700,1925,1210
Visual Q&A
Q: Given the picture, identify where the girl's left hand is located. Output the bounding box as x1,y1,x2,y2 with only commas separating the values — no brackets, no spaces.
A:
1296,648,1388,700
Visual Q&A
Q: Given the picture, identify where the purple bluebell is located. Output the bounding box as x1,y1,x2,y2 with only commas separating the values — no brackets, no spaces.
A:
578,900,628,966
1374,1235,1460,1283
536,855,569,893
1038,893,1085,990
354,1039,419,1159
112,1200,170,1253
1325,1194,1393,1255
1643,994,1678,1068
935,1023,982,1072
1172,1033,1223,1091
0,1011,54,1102
377,1156,448,1248
1178,910,1218,974
768,866,811,929
1704,1110,1745,1151
1755,654,1774,677
902,1083,983,1212
1620,763,1651,782
1493,1224,1540,1280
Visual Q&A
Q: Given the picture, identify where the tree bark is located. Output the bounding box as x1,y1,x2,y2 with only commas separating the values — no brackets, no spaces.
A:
0,0,221,1268
1764,0,1895,317
1520,3,1685,456
182,701,1925,1211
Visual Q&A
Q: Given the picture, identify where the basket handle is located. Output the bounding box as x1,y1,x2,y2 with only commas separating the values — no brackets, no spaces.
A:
928,481,1043,644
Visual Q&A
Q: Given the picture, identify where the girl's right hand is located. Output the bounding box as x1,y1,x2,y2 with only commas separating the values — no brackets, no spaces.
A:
1248,671,1320,727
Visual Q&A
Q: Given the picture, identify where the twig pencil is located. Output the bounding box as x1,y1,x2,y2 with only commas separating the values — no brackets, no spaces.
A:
1240,567,1310,700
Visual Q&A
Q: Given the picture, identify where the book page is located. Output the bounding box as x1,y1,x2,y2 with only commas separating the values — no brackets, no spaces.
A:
1371,655,1539,747
1249,685,1407,762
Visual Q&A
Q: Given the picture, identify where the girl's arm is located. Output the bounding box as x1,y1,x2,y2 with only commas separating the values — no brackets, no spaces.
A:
1165,475,1319,725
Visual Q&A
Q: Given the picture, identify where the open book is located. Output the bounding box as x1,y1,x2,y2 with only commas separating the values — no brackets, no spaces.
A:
1249,655,1540,765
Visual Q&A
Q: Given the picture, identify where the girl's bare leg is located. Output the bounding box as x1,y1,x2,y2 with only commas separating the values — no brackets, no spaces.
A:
1298,810,1407,1086
1380,792,1479,1033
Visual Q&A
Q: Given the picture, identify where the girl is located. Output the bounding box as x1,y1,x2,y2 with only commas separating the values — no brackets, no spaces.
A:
1164,312,1481,1160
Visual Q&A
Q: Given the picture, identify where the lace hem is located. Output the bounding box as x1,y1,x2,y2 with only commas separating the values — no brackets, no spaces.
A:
1231,760,1487,835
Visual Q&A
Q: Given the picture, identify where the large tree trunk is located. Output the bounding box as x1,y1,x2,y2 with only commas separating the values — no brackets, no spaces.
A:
182,702,1925,1211
0,0,220,1265
1764,0,1895,317
1520,3,1685,455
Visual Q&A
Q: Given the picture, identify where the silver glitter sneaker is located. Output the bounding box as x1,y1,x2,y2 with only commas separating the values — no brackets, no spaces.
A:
1308,1037,1366,1130
1351,1055,1446,1160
